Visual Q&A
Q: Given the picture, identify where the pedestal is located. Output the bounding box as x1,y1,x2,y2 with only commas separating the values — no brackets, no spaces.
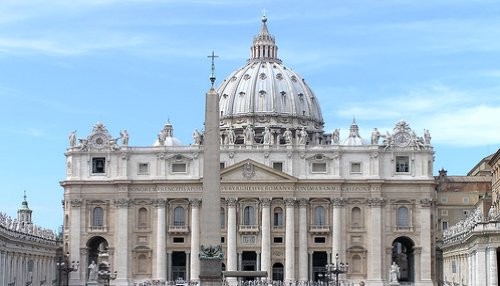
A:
87,281,99,286
389,282,400,286
199,259,222,286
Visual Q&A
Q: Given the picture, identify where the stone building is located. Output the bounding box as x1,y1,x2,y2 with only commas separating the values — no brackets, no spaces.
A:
440,149,500,286
61,17,436,286
0,194,60,286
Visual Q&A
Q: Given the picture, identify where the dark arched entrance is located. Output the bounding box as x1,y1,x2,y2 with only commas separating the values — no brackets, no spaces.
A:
272,262,284,281
86,236,109,266
392,236,415,283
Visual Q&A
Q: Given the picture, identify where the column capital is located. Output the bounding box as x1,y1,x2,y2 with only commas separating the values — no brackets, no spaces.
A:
225,198,238,207
153,198,167,208
260,198,271,207
367,197,385,207
114,198,131,208
420,198,433,208
70,199,83,208
298,198,309,207
331,197,346,207
190,198,201,208
284,197,296,207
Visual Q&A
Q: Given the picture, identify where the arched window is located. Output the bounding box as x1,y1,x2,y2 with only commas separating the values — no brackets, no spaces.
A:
397,206,409,227
243,206,255,225
274,207,283,227
314,206,326,226
138,207,148,228
92,207,103,226
220,207,225,228
174,206,185,226
351,207,362,228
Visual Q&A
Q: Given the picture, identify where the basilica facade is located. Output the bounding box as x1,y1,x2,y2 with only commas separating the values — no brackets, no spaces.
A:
61,17,436,286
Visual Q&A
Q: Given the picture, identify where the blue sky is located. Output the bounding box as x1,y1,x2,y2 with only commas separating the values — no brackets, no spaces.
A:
1,0,499,231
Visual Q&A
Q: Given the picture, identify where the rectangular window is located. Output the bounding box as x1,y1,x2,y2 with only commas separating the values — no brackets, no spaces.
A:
441,210,448,216
314,237,326,243
173,237,184,243
463,197,470,204
312,162,327,173
172,163,187,173
441,197,448,203
92,157,106,174
350,162,361,174
442,221,448,230
273,237,283,243
220,162,225,169
138,163,149,175
395,156,409,173
272,162,283,172
221,236,225,243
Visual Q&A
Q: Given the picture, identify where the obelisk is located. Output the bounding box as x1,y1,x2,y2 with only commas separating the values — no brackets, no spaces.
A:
199,51,222,286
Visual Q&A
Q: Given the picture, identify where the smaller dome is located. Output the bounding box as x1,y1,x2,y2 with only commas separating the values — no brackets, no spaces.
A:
342,119,367,146
153,122,183,146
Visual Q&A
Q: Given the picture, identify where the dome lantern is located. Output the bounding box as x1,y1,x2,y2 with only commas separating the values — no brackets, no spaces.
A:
251,15,280,62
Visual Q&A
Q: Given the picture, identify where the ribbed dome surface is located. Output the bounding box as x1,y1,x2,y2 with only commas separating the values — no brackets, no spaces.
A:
217,16,324,136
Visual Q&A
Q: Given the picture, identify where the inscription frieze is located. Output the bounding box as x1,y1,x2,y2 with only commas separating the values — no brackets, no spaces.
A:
130,186,202,192
222,185,290,191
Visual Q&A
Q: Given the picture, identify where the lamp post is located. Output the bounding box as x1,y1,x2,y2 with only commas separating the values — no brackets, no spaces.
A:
56,252,79,286
325,253,349,286
98,264,117,286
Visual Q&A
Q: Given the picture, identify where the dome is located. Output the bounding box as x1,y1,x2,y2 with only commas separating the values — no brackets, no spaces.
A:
153,122,183,146
217,16,324,144
342,119,367,146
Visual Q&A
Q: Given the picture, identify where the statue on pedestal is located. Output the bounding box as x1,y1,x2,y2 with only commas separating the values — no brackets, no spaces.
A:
389,262,400,284
69,131,77,147
88,261,98,281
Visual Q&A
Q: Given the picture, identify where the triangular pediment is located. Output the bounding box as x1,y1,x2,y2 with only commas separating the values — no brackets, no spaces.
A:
220,159,297,182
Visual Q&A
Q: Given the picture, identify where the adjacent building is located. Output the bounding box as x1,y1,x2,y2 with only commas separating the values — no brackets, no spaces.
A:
440,150,500,286
0,194,60,286
61,17,436,286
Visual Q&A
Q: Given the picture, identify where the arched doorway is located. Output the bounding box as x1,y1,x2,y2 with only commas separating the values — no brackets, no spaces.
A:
272,263,284,281
392,236,415,283
86,236,109,266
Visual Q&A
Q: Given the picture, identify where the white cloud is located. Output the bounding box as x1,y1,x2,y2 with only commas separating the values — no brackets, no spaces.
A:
331,83,500,147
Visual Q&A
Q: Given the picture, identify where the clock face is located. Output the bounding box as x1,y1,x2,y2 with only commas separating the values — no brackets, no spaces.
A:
91,134,107,149
393,132,411,147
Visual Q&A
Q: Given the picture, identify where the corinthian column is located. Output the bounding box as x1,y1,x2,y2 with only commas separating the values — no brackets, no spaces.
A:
114,198,131,286
260,198,271,281
68,199,82,286
298,198,309,282
284,198,296,284
331,198,344,258
366,197,384,285
190,199,201,283
226,198,238,285
419,198,433,285
489,247,498,286
155,199,167,282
